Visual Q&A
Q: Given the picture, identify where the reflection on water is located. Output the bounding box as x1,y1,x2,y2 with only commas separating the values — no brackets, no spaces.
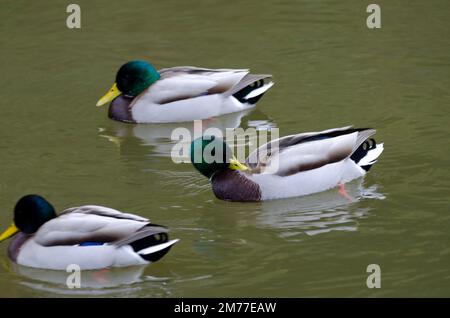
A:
14,264,168,296
14,263,214,297
257,179,385,237
98,109,276,159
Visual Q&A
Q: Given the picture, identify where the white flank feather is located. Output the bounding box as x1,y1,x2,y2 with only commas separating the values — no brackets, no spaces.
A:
250,159,365,200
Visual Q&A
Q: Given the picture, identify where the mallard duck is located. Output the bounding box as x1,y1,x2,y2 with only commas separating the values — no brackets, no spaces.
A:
0,195,178,270
190,126,384,201
96,61,274,123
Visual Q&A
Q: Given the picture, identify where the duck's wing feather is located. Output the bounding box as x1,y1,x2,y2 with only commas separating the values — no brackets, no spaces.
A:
223,73,273,97
132,67,254,105
158,66,249,78
246,126,376,176
34,205,153,247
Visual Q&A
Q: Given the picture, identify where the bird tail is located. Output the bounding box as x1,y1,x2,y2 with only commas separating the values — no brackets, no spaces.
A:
228,74,274,104
350,139,384,171
115,225,179,263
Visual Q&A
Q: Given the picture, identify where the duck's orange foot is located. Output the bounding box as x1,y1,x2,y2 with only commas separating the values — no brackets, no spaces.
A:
203,116,217,126
91,268,110,283
338,183,353,202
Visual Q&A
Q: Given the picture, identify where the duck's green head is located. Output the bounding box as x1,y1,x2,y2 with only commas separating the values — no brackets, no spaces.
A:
96,60,160,107
190,136,250,178
0,195,57,242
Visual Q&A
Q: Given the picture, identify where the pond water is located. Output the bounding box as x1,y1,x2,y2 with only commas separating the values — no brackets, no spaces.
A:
0,0,449,297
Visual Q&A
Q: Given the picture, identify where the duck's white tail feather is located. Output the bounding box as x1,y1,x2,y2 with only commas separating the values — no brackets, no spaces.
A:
137,239,179,256
358,143,384,167
245,81,274,99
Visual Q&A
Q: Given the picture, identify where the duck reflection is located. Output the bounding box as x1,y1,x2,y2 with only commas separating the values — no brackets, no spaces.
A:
256,179,385,237
13,264,172,296
98,109,276,159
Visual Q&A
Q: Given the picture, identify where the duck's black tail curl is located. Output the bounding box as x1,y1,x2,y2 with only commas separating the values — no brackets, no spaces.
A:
229,74,274,105
233,80,265,104
117,225,178,263
129,228,170,262
350,138,384,171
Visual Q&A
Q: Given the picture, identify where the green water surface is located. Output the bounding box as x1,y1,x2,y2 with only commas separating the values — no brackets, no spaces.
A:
0,0,449,297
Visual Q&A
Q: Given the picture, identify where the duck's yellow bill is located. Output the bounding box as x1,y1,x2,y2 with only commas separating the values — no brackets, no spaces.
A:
229,156,250,171
96,83,122,107
0,223,19,242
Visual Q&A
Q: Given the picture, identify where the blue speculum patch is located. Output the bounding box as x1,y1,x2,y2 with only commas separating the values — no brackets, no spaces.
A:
79,242,104,246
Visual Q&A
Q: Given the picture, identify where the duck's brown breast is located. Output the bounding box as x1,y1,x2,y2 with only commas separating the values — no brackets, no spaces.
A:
109,96,136,123
211,169,261,202
8,232,29,262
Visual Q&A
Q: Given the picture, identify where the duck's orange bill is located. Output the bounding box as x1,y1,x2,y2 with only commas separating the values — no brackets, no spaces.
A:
0,223,19,242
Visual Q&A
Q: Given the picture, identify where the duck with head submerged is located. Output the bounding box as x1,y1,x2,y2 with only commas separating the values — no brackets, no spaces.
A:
190,126,384,201
0,195,178,270
96,61,274,123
